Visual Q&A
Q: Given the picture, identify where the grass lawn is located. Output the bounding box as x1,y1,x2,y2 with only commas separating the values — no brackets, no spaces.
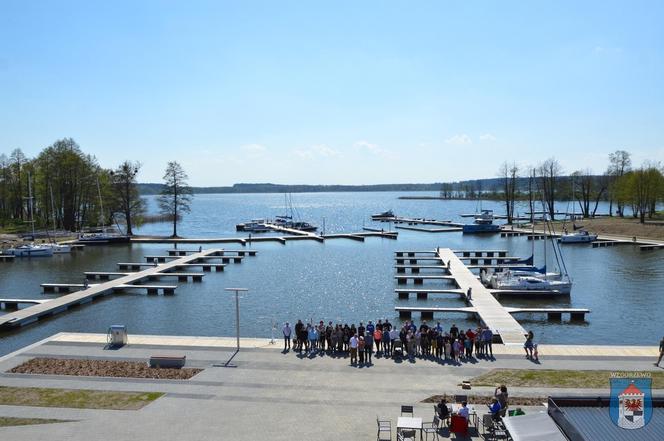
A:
471,369,664,389
0,386,163,410
0,417,70,427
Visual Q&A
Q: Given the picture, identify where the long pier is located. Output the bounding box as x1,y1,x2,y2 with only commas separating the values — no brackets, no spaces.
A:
396,248,528,345
373,216,463,228
130,230,397,245
0,248,232,330
503,226,664,251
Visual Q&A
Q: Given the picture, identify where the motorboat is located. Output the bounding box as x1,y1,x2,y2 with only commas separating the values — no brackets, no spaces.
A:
7,243,54,257
462,210,500,233
290,221,317,232
371,210,395,219
77,229,130,245
236,219,271,233
44,243,72,254
558,230,597,244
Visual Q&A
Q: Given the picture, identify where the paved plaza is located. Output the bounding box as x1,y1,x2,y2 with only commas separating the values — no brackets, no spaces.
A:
0,333,661,440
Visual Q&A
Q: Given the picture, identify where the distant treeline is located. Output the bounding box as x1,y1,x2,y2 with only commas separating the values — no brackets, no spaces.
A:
136,180,530,195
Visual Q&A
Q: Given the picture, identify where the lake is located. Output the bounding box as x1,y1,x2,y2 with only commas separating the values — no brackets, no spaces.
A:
1,192,660,356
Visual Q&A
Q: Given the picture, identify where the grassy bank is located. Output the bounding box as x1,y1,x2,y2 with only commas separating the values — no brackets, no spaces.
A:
0,386,163,410
472,369,664,389
533,216,664,241
0,417,70,427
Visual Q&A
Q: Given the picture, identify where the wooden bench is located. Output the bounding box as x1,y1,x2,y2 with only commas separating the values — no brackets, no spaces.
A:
149,355,186,369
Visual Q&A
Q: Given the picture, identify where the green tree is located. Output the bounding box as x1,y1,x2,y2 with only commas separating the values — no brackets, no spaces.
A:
607,150,632,216
157,161,192,237
110,161,145,235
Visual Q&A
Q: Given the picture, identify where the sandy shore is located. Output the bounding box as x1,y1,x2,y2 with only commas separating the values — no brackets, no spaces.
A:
534,216,664,241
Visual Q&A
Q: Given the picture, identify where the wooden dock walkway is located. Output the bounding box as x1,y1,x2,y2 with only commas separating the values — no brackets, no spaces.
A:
373,216,464,228
395,306,590,321
131,231,397,245
0,299,50,310
503,226,664,251
436,248,528,345
395,225,462,233
0,248,229,330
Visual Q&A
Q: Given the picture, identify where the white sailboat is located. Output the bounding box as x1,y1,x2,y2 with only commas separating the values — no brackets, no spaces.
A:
7,173,54,257
491,213,572,295
44,184,71,254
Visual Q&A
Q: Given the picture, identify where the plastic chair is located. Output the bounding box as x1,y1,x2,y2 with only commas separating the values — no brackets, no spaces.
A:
377,417,392,441
401,405,414,416
422,415,440,440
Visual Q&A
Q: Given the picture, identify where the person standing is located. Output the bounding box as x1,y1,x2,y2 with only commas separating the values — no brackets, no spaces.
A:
483,327,494,358
294,320,304,353
524,331,534,359
495,385,509,416
349,333,359,365
358,336,365,364
282,322,291,350
373,327,382,354
365,330,373,364
657,337,664,367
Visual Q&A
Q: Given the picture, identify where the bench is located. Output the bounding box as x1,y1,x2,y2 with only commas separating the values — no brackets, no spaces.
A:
149,355,186,369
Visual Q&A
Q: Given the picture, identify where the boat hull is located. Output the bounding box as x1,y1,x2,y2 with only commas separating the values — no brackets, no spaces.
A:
462,224,501,234
9,246,54,257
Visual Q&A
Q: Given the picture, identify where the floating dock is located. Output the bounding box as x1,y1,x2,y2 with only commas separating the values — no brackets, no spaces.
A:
130,230,397,245
0,248,237,330
373,216,463,228
392,248,591,344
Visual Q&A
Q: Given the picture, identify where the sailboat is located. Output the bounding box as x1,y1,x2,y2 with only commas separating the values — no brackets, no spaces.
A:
7,173,54,257
273,194,317,232
490,212,573,295
43,185,71,254
77,179,130,244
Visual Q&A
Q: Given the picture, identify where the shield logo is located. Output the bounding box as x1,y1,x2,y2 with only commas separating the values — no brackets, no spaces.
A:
610,377,653,429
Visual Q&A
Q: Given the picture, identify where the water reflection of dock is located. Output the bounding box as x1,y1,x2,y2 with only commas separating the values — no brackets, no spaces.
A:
393,248,591,345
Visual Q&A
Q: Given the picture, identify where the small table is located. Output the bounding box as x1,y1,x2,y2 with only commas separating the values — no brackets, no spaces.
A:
396,417,423,440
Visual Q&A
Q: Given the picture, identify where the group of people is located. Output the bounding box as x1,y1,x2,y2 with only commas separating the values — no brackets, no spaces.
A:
281,319,496,364
434,385,509,426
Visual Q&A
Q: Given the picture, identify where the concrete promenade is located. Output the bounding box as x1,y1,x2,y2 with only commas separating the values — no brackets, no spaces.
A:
0,333,661,440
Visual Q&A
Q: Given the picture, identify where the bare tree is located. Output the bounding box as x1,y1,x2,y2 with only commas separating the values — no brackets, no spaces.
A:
110,161,145,235
607,150,632,216
158,161,193,237
537,158,563,220
499,162,519,224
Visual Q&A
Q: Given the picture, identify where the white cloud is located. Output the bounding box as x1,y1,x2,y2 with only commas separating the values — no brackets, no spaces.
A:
354,140,397,159
479,133,496,142
445,134,472,145
292,144,341,160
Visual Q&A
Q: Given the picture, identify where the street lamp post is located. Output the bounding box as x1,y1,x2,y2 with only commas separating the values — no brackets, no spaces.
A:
215,287,248,368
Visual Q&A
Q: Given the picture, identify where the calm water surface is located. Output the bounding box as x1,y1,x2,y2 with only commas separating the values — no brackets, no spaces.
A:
1,192,661,356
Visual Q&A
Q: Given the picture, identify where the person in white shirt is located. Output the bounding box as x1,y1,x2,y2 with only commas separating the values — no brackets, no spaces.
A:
282,322,291,351
457,402,470,421
349,334,359,365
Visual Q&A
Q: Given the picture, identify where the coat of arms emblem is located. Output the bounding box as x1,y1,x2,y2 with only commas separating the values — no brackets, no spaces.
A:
610,376,653,430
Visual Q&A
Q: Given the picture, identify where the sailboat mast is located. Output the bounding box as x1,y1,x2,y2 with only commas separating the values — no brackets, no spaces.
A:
28,172,35,237
49,184,57,232
96,178,105,229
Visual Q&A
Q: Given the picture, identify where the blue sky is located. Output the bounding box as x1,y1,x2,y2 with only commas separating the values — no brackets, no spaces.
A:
1,1,662,185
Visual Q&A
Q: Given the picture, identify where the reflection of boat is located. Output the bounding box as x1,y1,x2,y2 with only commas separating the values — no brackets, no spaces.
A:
8,243,54,257
559,230,597,243
372,210,395,219
462,210,500,233
236,219,271,232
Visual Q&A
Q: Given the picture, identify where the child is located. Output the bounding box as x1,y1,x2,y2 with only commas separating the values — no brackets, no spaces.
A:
533,344,539,362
